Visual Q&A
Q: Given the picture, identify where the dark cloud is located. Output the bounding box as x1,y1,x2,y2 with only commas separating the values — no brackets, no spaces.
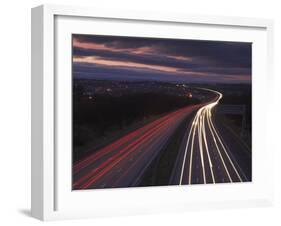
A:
73,47,250,78
73,34,251,83
152,41,252,68
74,34,156,49
74,34,251,66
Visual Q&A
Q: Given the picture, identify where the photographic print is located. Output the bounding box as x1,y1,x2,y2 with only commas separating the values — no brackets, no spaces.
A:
72,34,252,190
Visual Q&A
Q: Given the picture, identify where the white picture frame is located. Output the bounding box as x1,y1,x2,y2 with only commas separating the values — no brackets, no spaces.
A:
31,4,274,221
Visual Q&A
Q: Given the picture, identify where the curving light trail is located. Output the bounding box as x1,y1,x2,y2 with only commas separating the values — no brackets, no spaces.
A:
179,88,243,185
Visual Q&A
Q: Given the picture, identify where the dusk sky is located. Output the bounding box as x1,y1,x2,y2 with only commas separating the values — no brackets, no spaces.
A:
72,34,252,84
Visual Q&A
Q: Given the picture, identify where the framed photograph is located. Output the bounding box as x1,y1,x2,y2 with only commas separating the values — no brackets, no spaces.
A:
31,4,274,221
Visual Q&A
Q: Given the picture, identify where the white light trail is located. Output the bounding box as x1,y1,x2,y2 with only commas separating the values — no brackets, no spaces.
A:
188,121,197,184
208,111,243,182
179,88,243,185
206,107,233,182
198,112,207,184
179,124,193,185
201,110,215,183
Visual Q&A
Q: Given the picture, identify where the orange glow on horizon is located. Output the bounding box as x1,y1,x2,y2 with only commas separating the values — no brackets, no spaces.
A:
73,56,179,73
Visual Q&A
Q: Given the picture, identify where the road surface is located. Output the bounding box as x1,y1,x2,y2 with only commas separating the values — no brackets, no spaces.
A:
170,89,250,185
73,89,251,189
73,102,203,189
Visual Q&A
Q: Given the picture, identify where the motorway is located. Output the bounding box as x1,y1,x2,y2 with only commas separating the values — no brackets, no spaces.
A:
170,89,250,185
73,89,251,189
